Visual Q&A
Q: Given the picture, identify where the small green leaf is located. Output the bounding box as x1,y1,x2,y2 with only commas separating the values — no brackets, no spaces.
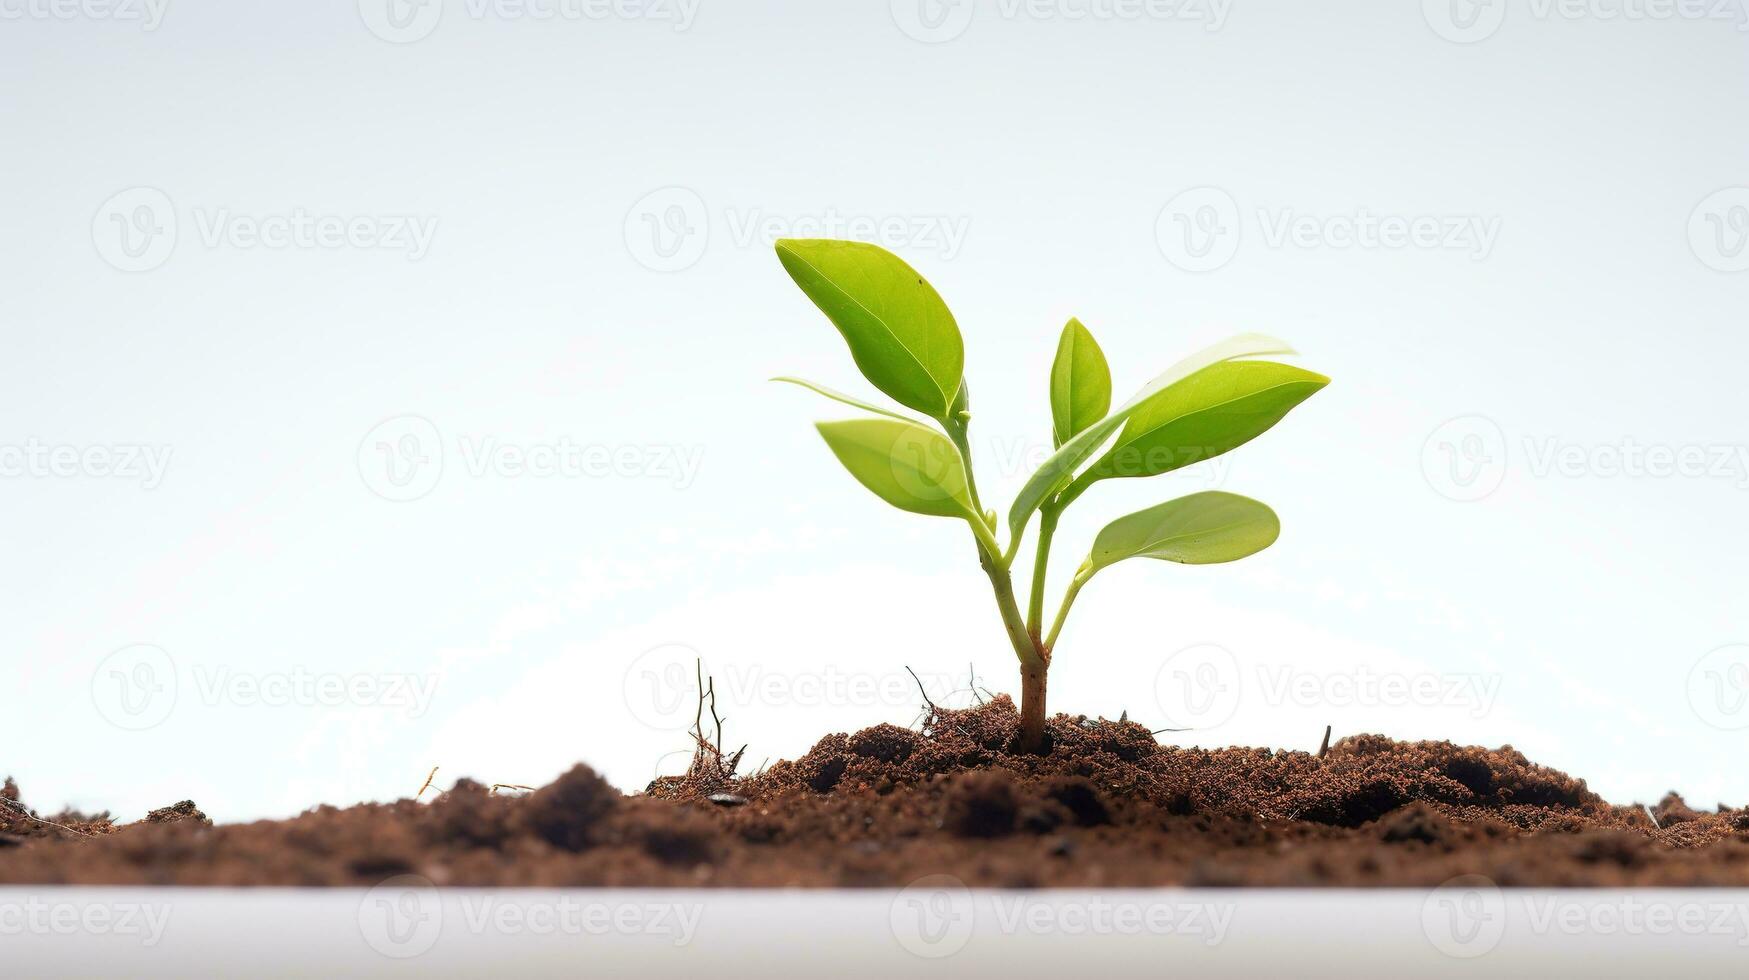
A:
814,418,975,519
1049,318,1111,447
1088,491,1280,571
771,376,920,423
776,239,965,419
1008,332,1297,538
1084,360,1327,483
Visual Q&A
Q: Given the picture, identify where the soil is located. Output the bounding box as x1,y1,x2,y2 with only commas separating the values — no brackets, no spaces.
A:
5,697,1748,887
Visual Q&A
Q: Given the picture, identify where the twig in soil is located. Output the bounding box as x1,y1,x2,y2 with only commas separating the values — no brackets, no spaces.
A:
907,666,939,715
415,766,440,800
489,784,536,796
1318,725,1333,759
906,665,947,730
685,660,745,785
0,796,96,841
1643,805,1661,829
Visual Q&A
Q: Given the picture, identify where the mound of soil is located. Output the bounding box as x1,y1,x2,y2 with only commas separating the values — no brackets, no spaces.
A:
5,698,1748,886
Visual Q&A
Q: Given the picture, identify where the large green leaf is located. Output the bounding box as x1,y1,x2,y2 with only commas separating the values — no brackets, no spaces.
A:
1083,360,1328,483
771,376,921,423
776,239,964,419
1049,318,1111,447
814,418,975,519
1088,491,1280,571
1007,333,1297,538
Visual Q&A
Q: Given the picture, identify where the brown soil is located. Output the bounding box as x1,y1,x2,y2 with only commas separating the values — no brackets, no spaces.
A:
5,698,1748,887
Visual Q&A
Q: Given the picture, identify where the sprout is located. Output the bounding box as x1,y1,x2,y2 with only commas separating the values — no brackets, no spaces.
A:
773,239,1327,751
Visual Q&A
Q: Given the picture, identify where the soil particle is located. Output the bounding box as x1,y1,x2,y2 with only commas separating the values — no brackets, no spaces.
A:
144,801,210,826
788,735,853,793
636,810,720,868
347,854,416,878
6,698,1749,886
943,770,1019,838
1570,831,1652,868
429,779,515,849
1042,777,1111,827
516,764,617,852
0,777,116,842
847,723,920,764
1653,792,1700,826
1017,800,1069,834
1372,802,1457,846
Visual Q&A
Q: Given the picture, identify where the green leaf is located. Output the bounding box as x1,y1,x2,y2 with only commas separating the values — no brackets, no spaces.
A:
814,418,975,520
1049,318,1111,447
776,239,965,419
771,376,920,423
1007,333,1297,538
1083,360,1328,484
1087,491,1280,572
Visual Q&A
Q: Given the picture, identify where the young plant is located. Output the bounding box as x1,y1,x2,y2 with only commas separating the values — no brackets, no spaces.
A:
773,239,1327,751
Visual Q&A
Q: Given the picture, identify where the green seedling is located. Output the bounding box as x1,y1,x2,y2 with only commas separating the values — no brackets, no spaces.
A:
773,239,1327,751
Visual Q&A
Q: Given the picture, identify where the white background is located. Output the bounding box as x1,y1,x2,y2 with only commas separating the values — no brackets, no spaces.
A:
3,0,1747,821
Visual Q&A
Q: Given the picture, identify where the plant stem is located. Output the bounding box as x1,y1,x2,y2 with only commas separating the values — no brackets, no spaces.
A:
971,516,1049,751
1001,521,1026,568
977,520,1051,753
1018,659,1048,753
966,517,1003,569
1044,565,1094,653
1025,503,1061,640
972,528,1043,668
949,412,1035,666
945,409,1049,751
942,415,986,521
